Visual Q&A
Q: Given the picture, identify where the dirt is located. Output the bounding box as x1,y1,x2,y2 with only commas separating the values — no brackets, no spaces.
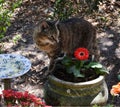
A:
53,61,99,83
0,0,120,106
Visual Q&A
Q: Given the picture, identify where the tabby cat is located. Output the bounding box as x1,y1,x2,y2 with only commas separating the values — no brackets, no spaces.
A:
33,18,99,75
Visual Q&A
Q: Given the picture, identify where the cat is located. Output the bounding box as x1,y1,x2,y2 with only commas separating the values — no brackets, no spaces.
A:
33,17,99,76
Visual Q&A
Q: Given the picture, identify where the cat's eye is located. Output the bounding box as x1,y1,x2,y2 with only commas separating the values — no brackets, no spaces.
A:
45,43,49,45
48,35,57,42
39,43,47,46
51,36,55,40
38,42,50,46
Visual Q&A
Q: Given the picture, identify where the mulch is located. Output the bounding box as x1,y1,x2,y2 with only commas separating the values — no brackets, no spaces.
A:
1,0,120,106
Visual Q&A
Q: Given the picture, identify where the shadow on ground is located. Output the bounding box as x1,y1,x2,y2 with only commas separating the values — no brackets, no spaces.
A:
1,0,120,106
99,28,120,105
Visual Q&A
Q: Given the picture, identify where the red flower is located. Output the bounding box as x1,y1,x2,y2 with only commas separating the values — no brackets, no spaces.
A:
21,101,30,106
74,48,89,60
6,104,12,107
14,91,23,99
1,90,50,106
29,94,43,105
3,89,14,98
23,91,29,98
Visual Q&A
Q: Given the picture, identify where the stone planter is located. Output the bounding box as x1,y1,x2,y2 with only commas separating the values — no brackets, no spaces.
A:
44,75,108,106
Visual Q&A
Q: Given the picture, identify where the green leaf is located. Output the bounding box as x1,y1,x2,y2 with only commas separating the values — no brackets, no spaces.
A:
94,67,109,75
91,63,103,68
99,68,109,74
73,69,85,78
85,62,103,68
62,56,73,66
67,66,75,74
118,75,120,81
67,66,84,78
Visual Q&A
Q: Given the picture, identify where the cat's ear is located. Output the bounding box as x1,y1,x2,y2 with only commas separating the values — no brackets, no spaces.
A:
40,21,49,31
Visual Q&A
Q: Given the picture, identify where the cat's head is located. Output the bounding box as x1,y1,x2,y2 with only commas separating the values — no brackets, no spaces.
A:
33,20,60,58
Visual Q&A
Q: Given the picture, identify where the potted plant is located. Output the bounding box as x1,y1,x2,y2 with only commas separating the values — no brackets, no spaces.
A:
32,0,109,106
44,47,109,106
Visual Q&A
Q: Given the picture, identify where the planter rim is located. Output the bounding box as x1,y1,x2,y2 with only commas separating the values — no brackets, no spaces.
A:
49,75,104,86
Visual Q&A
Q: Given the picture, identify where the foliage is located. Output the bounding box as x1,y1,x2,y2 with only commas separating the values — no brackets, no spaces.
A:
50,0,105,21
0,43,3,53
13,34,21,44
0,0,22,40
62,48,109,78
52,0,77,21
92,104,114,107
0,89,50,107
85,0,103,12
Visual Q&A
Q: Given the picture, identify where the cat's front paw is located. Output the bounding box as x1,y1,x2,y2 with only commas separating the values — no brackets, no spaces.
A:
55,53,66,61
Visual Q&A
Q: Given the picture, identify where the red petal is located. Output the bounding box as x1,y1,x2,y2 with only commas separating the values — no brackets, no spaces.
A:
74,48,89,60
